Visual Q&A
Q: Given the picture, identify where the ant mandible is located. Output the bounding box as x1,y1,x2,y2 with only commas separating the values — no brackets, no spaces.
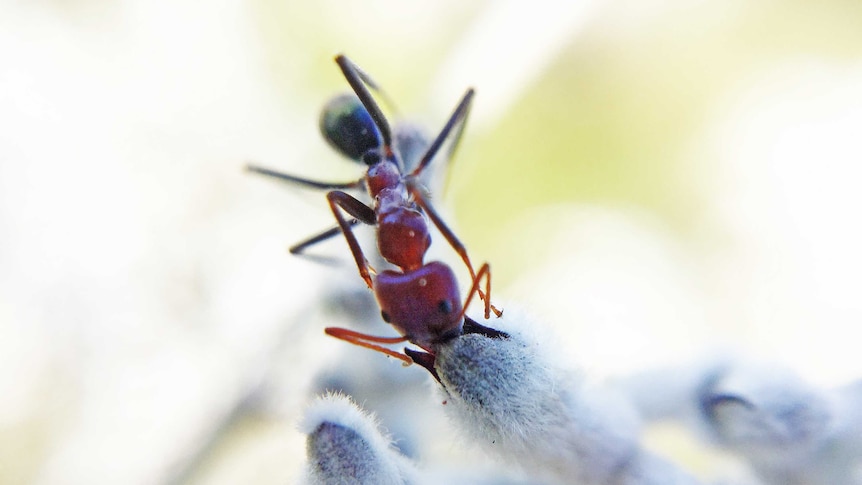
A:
247,54,502,370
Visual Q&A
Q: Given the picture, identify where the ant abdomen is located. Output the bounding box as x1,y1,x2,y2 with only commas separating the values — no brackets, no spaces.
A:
319,93,381,161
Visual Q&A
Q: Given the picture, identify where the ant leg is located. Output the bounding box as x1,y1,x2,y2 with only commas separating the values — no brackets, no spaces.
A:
406,180,500,316
459,263,502,320
289,220,360,255
405,180,472,275
246,164,368,256
335,55,393,150
246,163,362,190
327,191,377,289
408,88,474,178
325,327,412,365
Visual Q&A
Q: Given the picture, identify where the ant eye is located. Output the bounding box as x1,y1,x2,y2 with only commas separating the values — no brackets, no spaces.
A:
438,300,453,314
380,311,391,323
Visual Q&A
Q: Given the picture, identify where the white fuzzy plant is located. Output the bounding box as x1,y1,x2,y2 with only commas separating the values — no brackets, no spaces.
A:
300,393,418,485
300,310,862,485
621,359,862,485
301,306,702,485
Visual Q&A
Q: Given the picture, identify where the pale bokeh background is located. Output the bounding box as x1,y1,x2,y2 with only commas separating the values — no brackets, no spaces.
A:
2,0,862,483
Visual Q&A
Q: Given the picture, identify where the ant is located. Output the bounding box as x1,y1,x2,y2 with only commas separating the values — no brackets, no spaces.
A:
247,55,504,374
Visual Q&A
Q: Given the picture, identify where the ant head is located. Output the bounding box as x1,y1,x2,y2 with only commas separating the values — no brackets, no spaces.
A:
374,262,464,349
319,93,382,161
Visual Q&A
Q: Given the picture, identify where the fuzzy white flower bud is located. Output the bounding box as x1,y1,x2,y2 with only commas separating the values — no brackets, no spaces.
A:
698,365,862,485
622,360,862,485
299,393,416,485
433,308,701,485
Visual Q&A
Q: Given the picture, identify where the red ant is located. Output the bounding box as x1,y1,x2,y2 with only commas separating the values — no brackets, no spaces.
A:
247,55,504,373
